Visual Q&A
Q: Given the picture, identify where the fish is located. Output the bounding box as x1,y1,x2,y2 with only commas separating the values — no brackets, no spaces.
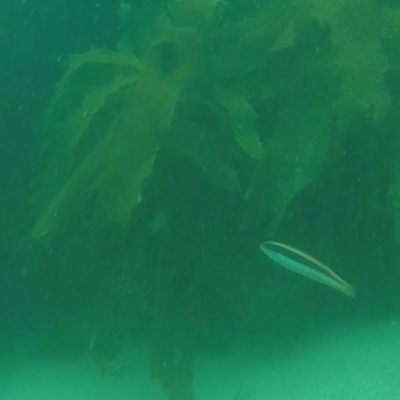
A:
259,241,356,297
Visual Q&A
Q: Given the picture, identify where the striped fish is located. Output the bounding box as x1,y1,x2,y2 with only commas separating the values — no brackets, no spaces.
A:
260,241,356,297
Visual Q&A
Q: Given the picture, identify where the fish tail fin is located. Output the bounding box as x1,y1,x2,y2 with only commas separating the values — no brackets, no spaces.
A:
342,282,356,298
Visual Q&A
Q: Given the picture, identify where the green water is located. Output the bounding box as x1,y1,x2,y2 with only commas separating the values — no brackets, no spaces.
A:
1,1,400,399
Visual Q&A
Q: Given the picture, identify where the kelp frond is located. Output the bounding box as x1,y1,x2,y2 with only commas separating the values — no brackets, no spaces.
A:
32,0,398,244
31,48,183,242
168,0,228,28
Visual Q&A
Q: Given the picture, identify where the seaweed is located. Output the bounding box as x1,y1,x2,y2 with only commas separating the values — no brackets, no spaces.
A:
30,0,343,243
31,47,184,241
27,0,400,398
300,0,392,125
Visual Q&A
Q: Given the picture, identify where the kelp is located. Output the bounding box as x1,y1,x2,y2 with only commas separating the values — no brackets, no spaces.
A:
28,0,400,398
200,0,299,79
31,1,337,242
168,0,228,29
217,90,265,160
150,230,196,400
27,0,400,245
31,48,183,241
168,117,242,193
244,105,332,232
299,0,391,126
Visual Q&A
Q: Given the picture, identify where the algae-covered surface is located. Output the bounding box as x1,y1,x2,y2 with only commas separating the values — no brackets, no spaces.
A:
1,0,400,399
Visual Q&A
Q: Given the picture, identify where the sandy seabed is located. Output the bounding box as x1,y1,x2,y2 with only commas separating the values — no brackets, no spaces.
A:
1,318,400,400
